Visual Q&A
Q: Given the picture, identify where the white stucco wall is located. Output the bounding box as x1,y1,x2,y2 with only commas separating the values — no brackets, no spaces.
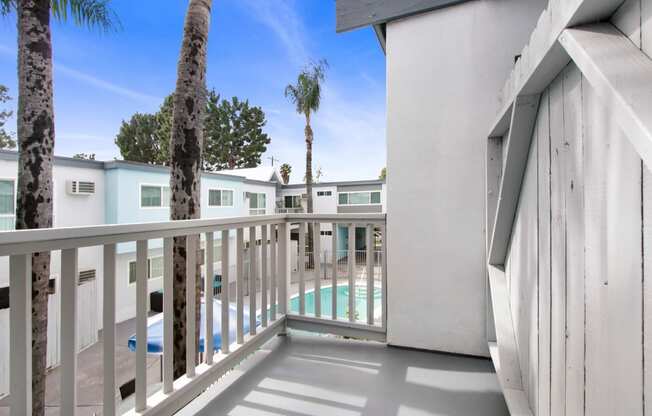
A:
385,0,547,356
0,158,105,397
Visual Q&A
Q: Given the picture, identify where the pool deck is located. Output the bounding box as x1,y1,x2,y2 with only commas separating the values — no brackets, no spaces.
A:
179,331,510,416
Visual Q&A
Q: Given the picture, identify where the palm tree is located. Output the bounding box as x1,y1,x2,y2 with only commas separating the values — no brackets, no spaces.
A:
0,1,118,413
280,163,291,184
285,60,328,252
168,0,212,379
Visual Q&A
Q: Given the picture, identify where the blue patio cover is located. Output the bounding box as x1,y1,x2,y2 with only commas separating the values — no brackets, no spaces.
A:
128,298,258,354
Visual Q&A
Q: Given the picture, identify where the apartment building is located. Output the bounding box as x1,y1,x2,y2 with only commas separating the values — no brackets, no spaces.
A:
0,149,385,397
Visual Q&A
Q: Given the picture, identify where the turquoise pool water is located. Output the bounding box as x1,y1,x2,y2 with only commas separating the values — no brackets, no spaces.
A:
289,284,382,320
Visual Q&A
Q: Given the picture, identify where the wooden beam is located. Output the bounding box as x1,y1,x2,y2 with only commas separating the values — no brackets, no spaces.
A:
487,266,533,416
487,0,624,138
488,342,533,416
488,94,540,266
559,23,652,173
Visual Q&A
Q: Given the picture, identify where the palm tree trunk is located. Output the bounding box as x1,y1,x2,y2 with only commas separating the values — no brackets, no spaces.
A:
169,0,211,379
305,118,314,255
15,1,54,414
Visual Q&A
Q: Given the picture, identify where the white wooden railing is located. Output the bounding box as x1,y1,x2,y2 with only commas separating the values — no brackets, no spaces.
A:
0,213,386,415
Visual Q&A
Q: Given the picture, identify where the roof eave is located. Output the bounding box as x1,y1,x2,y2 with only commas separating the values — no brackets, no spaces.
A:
336,0,473,34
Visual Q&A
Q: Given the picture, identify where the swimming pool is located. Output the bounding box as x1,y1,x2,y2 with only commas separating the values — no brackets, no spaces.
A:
289,284,382,320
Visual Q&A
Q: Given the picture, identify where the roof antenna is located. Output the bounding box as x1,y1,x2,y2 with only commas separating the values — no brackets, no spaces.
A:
267,156,279,166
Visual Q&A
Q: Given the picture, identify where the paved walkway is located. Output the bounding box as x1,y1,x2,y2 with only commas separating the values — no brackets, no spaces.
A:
0,317,161,416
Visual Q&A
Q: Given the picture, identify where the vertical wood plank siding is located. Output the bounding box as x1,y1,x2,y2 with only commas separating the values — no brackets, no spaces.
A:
503,38,650,413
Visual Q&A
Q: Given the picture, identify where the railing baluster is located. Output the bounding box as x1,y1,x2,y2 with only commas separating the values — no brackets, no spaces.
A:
298,221,306,315
278,222,288,315
103,244,117,416
186,235,197,377
221,230,230,353
236,228,244,343
366,224,374,325
249,226,257,335
10,254,31,416
135,240,148,411
261,224,268,327
270,224,277,321
163,237,174,393
314,222,321,318
348,224,355,322
205,232,214,364
332,223,338,321
381,224,388,330
61,248,79,415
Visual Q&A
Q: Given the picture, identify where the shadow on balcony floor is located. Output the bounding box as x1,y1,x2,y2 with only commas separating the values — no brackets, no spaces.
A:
182,331,509,416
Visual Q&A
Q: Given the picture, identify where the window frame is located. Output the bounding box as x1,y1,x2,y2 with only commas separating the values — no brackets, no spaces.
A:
128,255,165,285
207,188,235,208
317,190,332,197
249,192,267,215
337,191,382,206
0,178,16,231
139,183,171,209
283,194,302,208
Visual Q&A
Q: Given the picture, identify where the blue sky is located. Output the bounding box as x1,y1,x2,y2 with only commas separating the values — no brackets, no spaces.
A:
0,0,386,182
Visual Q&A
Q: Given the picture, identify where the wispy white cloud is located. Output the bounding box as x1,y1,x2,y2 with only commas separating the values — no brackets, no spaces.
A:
238,0,309,66
0,43,161,104
55,64,162,104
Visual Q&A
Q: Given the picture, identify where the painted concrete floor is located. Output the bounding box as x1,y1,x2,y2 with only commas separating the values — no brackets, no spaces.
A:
182,331,509,416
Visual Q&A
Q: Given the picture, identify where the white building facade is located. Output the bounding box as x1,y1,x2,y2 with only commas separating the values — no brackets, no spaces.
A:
0,150,385,397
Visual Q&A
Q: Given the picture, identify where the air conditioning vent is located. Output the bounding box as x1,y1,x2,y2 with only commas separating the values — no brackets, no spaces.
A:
78,269,96,284
67,180,95,195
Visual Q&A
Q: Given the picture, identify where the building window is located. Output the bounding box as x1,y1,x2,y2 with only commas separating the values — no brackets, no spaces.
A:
208,189,234,207
337,191,381,206
129,256,165,284
320,230,333,236
284,195,301,208
141,185,170,208
249,192,266,215
317,191,332,197
0,179,15,231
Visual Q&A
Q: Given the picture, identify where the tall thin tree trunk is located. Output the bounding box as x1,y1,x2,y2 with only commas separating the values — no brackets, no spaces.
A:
15,1,54,414
169,0,211,379
305,117,314,254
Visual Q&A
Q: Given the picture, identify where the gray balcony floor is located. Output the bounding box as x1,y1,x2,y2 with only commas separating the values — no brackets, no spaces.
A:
182,331,509,416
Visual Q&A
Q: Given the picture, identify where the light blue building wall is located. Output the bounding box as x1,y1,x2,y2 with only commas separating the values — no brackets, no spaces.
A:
105,162,253,253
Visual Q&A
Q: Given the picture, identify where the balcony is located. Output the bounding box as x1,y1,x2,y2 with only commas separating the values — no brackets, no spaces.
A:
275,207,304,214
0,213,507,415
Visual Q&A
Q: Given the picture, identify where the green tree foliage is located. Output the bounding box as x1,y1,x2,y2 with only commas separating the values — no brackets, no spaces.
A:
379,167,386,180
114,112,167,164
280,163,291,184
0,85,15,150
115,90,270,170
204,91,270,170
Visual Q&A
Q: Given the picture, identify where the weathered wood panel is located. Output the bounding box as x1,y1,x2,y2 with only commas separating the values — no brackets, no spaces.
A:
562,65,585,416
505,61,646,415
583,75,611,416
548,69,567,416
582,69,644,415
536,90,551,416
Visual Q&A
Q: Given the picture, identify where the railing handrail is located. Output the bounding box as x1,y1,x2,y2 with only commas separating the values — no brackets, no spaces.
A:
287,213,386,223
0,213,387,256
